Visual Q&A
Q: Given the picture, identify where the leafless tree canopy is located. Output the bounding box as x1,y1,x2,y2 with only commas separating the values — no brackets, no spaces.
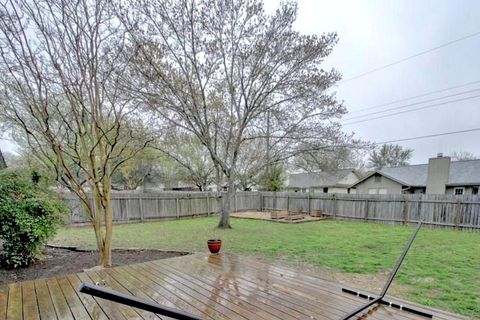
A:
368,144,413,169
120,0,347,227
0,0,150,265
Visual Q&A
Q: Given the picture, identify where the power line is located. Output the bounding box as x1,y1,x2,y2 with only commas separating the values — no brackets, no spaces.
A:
342,93,480,126
348,80,480,115
339,30,480,84
342,87,480,121
374,127,480,145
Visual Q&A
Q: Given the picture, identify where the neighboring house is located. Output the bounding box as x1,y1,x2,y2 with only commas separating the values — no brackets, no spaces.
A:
286,169,362,193
351,154,480,195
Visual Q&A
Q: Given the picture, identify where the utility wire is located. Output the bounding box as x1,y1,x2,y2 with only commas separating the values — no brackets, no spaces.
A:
374,127,480,145
348,80,480,115
342,87,480,121
339,30,480,84
342,94,480,126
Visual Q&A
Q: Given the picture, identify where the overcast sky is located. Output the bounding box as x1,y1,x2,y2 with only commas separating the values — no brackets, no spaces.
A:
2,0,480,164
265,0,480,164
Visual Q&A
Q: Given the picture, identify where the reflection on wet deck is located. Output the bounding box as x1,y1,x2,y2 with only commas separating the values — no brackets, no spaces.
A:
0,253,462,319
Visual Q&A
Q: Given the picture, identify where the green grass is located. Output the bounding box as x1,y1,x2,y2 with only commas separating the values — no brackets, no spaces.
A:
52,218,480,318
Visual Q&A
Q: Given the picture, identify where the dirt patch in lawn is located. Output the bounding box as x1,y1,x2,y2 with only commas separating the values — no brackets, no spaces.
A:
0,246,189,286
231,210,329,223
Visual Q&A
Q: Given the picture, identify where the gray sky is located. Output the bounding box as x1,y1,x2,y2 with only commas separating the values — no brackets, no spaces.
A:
2,0,480,164
266,0,480,164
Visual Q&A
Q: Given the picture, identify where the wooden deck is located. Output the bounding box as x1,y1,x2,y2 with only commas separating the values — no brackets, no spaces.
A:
0,253,463,320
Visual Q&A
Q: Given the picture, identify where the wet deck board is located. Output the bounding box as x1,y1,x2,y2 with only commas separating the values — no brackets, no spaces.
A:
0,253,464,319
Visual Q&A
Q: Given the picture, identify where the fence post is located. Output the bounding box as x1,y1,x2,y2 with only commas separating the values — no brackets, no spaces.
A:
402,196,409,225
206,193,210,216
286,194,290,212
333,194,337,217
140,196,144,222
176,198,180,219
259,192,263,211
364,199,369,220
307,192,311,215
455,201,462,230
234,192,237,212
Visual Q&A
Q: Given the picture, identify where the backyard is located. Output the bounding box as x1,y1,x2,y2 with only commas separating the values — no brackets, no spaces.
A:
50,218,480,318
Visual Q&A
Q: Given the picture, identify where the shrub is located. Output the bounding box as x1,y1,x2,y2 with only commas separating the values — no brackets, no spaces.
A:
0,170,67,269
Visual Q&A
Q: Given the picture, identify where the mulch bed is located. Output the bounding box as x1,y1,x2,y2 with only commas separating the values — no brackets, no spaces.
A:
0,246,189,286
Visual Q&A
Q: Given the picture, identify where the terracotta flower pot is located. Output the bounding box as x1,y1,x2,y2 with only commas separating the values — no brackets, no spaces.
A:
207,239,222,254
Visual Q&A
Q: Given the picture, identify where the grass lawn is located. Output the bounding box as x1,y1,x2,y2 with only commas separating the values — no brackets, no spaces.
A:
52,217,480,318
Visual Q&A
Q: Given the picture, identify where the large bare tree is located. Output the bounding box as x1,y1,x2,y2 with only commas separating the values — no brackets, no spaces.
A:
0,0,149,265
120,0,346,228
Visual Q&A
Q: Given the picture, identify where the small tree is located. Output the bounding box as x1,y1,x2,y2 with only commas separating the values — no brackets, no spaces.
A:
153,133,215,191
257,164,285,191
0,170,66,268
368,144,413,169
0,0,150,266
112,148,165,190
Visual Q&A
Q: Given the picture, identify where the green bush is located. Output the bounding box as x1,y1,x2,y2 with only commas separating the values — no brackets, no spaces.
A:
0,170,67,269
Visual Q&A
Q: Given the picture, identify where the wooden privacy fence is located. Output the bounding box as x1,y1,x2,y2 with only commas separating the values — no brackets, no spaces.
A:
261,192,480,231
63,191,260,224
63,191,480,230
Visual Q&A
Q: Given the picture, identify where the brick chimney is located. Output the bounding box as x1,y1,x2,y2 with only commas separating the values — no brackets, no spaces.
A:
426,154,450,194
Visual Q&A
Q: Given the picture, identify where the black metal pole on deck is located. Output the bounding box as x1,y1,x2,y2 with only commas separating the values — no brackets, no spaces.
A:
339,221,424,320
79,283,204,320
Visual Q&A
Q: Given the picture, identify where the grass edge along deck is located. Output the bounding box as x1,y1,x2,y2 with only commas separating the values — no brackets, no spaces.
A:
0,253,465,320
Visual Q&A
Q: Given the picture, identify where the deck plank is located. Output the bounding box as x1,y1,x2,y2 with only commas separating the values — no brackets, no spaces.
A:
92,268,161,320
21,281,39,320
56,276,91,320
133,262,262,320
6,283,22,320
34,279,57,320
156,255,356,319
65,274,108,320
0,285,7,320
0,253,466,320
121,264,222,320
113,265,209,319
81,270,137,320
200,254,423,320
150,260,333,320
102,267,176,320
46,278,74,320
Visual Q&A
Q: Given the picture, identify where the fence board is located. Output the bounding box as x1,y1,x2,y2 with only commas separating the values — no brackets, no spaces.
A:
61,191,480,231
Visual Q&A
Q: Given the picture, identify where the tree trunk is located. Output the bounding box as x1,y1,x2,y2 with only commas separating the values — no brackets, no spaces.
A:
92,181,113,267
218,179,234,228
0,149,7,169
102,179,113,267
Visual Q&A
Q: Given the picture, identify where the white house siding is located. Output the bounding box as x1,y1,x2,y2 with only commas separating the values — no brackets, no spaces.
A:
445,186,479,195
354,175,403,194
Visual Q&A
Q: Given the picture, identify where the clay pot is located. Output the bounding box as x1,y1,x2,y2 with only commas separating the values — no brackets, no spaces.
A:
207,239,222,254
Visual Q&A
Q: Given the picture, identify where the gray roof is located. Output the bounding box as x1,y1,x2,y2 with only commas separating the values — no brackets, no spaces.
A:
353,159,480,187
288,169,358,188
380,164,428,187
447,160,480,185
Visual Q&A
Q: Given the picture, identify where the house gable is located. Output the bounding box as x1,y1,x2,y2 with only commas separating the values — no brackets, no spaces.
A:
351,172,404,194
